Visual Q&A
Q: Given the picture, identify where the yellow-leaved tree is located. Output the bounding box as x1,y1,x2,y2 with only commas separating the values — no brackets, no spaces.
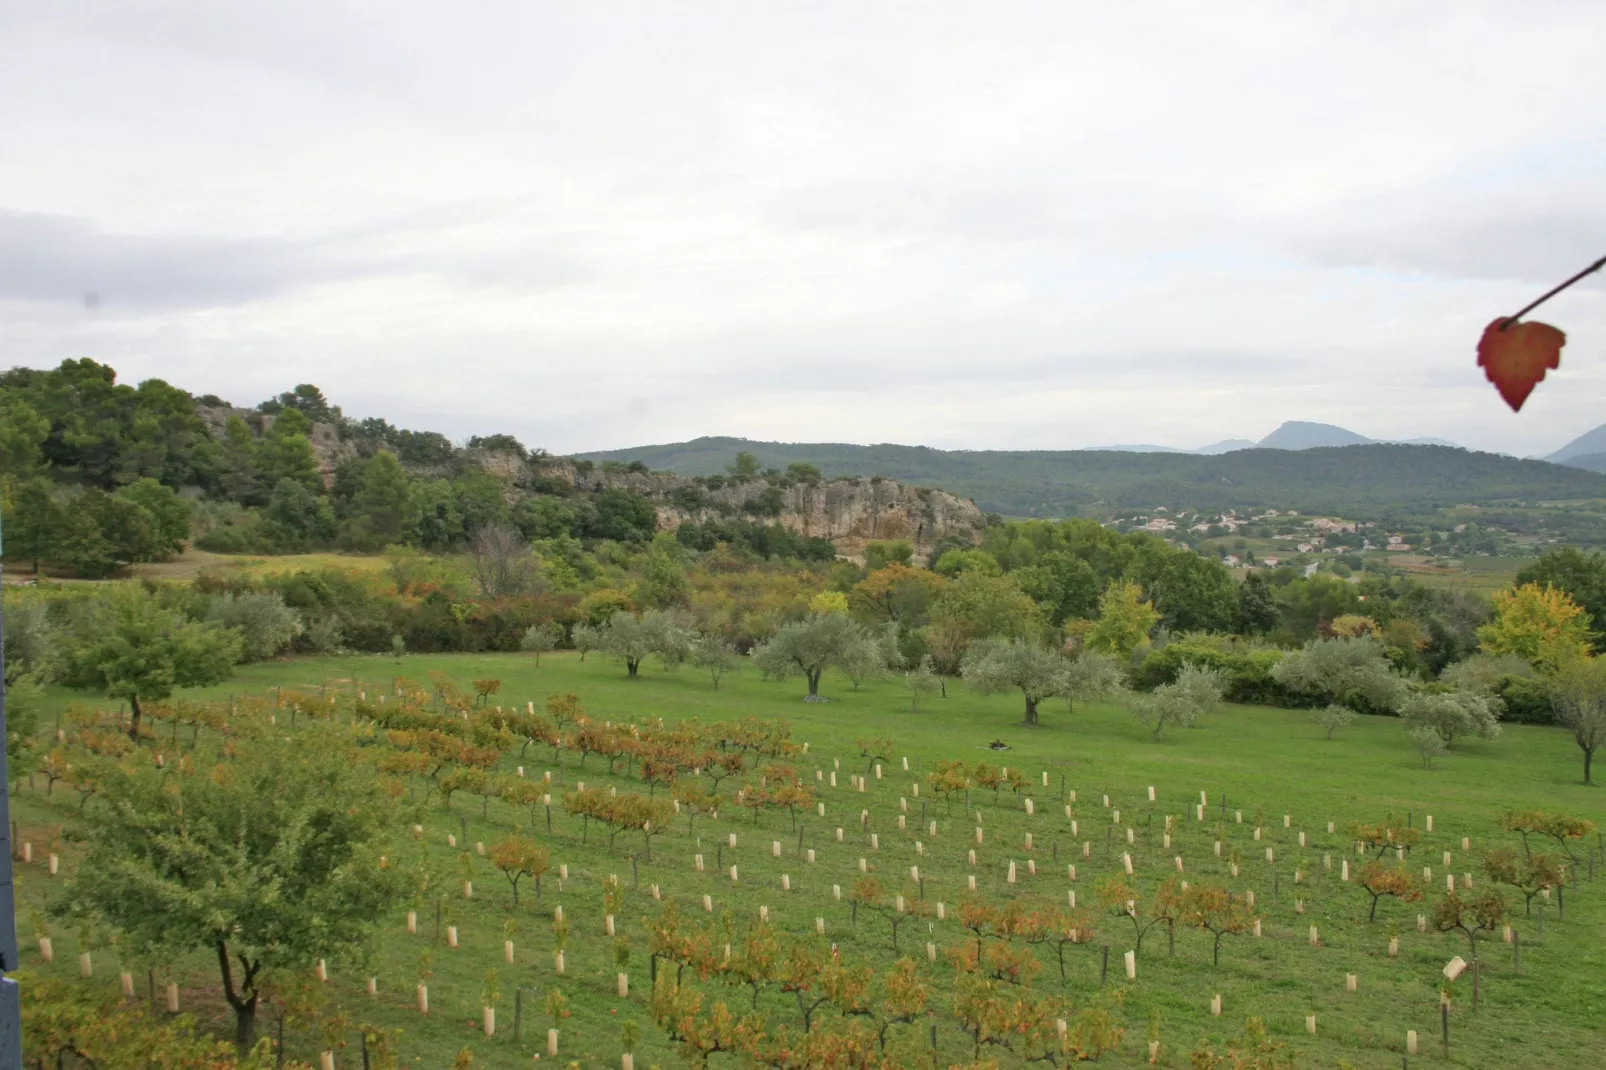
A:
1477,583,1593,670
808,589,850,616
1084,580,1161,657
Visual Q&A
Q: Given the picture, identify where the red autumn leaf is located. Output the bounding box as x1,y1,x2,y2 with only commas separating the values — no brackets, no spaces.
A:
1476,317,1565,412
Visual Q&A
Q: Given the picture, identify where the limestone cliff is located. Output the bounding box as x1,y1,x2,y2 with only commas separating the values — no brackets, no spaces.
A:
195,404,362,490
533,457,985,560
198,403,986,559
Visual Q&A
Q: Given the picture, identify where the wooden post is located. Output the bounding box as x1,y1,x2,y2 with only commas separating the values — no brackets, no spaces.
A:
1100,945,1109,984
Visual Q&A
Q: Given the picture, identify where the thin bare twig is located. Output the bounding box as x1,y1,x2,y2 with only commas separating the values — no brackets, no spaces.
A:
1500,255,1606,329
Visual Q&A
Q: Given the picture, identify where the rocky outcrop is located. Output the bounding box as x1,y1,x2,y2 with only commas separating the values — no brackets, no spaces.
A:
188,401,985,558
194,403,359,490
305,421,360,487
528,458,985,560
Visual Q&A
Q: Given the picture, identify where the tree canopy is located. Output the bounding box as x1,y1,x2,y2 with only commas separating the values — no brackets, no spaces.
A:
61,585,242,739
56,723,405,1047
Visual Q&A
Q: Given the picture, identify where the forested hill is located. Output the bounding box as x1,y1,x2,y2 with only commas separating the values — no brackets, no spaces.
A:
581,436,1606,519
0,361,987,577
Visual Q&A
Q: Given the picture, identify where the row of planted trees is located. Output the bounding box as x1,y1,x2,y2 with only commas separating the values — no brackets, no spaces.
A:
18,664,1599,1067
19,671,822,1060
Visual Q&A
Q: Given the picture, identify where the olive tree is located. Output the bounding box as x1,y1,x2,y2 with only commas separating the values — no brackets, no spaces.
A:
1316,704,1356,739
572,622,601,661
1550,657,1606,784
56,723,404,1048
840,626,899,690
1399,690,1501,749
751,612,861,699
1061,649,1126,713
1134,663,1226,740
520,621,562,666
691,634,741,690
1440,653,1532,692
600,611,658,677
642,609,696,671
904,655,941,712
1407,725,1447,766
1270,636,1406,713
961,638,1067,726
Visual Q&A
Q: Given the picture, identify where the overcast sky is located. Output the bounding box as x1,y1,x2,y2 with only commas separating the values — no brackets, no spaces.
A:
3,2,1603,457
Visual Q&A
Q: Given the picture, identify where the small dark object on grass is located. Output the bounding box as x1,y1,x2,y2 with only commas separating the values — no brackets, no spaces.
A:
988,740,1011,751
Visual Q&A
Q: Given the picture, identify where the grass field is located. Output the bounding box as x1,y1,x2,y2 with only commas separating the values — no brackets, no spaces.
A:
15,652,1605,1068
1,548,394,586
1371,556,1532,593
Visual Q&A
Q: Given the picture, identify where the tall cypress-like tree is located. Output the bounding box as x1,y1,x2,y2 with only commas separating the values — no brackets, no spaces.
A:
255,408,323,495
1237,572,1279,635
343,451,417,550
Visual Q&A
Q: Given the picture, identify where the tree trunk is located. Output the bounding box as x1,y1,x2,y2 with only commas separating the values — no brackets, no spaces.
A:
127,695,143,742
1022,694,1039,727
234,999,258,1050
1585,747,1593,785
627,659,640,678
807,670,821,697
216,940,260,1049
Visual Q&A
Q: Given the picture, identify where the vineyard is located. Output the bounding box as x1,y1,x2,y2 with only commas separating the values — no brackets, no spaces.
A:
14,652,1606,1068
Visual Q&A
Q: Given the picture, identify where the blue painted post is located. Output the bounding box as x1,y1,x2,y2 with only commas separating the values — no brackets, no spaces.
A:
0,513,24,1066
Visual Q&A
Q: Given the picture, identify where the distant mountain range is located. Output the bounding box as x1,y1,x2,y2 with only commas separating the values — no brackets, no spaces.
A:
1088,421,1462,454
1559,451,1606,474
580,436,1606,520
1548,423,1606,466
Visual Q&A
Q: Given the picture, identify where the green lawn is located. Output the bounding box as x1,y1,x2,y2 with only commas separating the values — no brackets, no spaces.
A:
15,651,1605,1068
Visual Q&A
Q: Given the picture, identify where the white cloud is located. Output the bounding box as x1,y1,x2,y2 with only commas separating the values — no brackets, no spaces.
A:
1,0,1602,459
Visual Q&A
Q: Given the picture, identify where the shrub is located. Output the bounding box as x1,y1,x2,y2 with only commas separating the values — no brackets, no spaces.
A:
1494,673,1555,726
1270,636,1406,715
205,592,304,661
300,613,345,655
1134,639,1292,705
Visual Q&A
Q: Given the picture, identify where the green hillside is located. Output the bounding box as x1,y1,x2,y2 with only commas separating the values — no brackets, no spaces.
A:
580,437,1606,519
1560,451,1606,474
